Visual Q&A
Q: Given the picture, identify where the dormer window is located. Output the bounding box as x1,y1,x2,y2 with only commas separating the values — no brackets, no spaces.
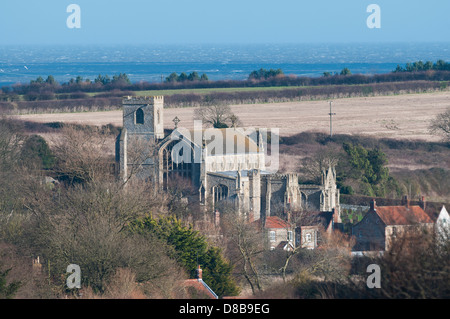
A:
136,108,144,124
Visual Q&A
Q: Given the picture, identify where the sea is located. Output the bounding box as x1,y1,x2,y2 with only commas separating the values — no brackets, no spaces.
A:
0,42,449,87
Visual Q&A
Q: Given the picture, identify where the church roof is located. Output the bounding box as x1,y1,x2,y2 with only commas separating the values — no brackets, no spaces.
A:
172,128,261,155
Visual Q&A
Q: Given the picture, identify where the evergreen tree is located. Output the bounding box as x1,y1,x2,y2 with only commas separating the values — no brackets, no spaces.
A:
165,72,179,83
129,215,240,297
20,134,55,170
188,71,200,81
340,68,352,76
341,143,392,197
200,73,209,81
0,268,21,299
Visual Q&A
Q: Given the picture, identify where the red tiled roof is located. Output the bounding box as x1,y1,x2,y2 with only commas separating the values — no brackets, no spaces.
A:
375,205,433,225
264,216,290,229
183,279,218,299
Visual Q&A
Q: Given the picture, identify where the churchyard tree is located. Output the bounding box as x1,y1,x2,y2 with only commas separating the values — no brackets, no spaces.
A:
194,103,241,128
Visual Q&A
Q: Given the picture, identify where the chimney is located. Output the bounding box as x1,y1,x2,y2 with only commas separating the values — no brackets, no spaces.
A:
419,196,426,210
402,195,410,208
196,265,203,280
370,199,376,211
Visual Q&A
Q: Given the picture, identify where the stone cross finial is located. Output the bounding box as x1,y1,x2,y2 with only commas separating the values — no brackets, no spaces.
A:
172,116,180,128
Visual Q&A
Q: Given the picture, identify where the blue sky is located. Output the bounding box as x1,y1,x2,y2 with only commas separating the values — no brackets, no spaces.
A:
0,0,449,45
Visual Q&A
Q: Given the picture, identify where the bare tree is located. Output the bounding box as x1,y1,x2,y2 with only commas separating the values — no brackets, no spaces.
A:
120,135,157,186
278,210,325,283
222,209,264,295
33,180,175,293
165,174,201,220
194,104,241,128
374,228,450,299
305,230,353,282
51,125,114,185
429,107,450,142
298,145,341,184
0,118,25,171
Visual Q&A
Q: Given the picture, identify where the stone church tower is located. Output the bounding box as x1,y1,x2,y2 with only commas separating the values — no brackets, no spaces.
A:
116,96,165,182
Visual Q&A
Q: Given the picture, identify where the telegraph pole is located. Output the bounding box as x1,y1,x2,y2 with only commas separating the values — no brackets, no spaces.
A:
329,101,336,137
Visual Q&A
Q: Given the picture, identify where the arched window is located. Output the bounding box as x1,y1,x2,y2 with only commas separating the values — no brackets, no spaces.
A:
136,108,144,124
161,140,193,190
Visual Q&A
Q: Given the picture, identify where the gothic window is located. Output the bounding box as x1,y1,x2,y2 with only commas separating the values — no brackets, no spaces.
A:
136,108,144,124
157,110,160,124
161,140,193,190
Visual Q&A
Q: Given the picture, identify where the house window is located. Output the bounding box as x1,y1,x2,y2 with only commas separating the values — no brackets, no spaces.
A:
269,231,276,242
392,227,397,237
305,233,312,243
136,108,144,124
287,231,293,242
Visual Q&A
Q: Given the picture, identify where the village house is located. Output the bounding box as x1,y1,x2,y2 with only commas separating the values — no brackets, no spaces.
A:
257,216,295,251
295,211,335,249
352,197,434,252
182,265,218,299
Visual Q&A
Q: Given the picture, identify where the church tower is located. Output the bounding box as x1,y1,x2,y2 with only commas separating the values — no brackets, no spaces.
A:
116,96,165,183
122,96,164,139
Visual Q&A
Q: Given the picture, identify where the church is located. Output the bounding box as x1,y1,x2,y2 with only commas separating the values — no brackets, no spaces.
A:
116,96,341,223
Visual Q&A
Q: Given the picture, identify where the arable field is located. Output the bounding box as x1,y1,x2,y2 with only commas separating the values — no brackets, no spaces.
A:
15,90,450,142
